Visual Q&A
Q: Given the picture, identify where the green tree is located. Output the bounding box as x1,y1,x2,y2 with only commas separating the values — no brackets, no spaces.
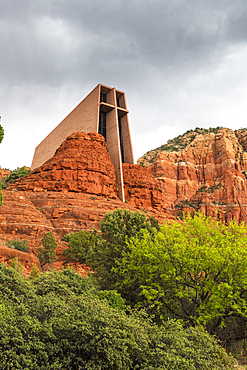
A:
117,212,247,335
88,209,160,303
37,231,57,268
0,264,236,369
62,230,95,262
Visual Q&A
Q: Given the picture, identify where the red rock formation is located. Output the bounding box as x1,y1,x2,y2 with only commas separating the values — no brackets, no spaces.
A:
8,132,118,199
139,128,247,222
0,168,11,179
1,131,169,274
0,189,168,274
0,245,41,272
0,190,59,251
122,163,163,210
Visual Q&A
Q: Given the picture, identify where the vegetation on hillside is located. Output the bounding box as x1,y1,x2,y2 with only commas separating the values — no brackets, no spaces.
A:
2,205,247,365
7,238,29,252
139,126,224,165
69,209,247,359
1,166,31,189
0,264,236,369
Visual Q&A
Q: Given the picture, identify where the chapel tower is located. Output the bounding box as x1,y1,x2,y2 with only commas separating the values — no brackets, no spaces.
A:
31,84,134,201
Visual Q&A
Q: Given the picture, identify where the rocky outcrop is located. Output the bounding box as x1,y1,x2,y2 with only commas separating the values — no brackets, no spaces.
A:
0,189,168,274
0,190,59,251
122,163,163,210
5,127,247,272
0,168,11,179
8,132,118,199
138,128,247,223
0,245,41,271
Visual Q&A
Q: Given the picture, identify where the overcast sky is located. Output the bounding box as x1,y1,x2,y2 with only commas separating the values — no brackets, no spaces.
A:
1,0,247,170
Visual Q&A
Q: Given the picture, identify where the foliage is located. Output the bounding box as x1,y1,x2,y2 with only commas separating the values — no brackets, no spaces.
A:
116,212,247,336
0,264,236,369
8,257,25,275
1,166,31,188
62,230,95,262
0,124,4,144
37,231,57,267
28,265,40,280
87,209,160,304
99,290,127,312
7,238,29,252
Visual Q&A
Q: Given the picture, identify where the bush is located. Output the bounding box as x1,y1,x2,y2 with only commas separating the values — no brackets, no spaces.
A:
62,230,94,262
0,265,236,369
37,231,57,268
1,166,31,189
4,166,31,184
7,238,29,252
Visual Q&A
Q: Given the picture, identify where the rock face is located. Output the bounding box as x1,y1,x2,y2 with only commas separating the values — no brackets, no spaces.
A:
138,128,247,223
8,132,118,199
0,189,167,274
0,190,59,251
1,131,169,273
4,127,247,272
0,245,41,272
122,163,163,210
0,168,11,179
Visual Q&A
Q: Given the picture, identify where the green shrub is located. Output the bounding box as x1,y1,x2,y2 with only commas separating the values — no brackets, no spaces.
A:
62,230,95,262
0,265,236,370
7,238,29,252
3,166,31,185
37,231,57,268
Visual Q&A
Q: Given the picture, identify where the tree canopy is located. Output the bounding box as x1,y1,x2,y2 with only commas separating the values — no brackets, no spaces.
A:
116,212,247,337
0,264,236,369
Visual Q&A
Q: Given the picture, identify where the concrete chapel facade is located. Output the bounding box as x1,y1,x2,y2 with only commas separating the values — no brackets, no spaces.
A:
31,84,134,201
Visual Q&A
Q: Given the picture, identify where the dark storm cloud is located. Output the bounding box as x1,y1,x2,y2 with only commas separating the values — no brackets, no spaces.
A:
1,0,247,169
1,0,247,89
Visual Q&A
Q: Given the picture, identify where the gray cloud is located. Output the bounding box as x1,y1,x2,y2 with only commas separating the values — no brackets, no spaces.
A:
1,0,247,169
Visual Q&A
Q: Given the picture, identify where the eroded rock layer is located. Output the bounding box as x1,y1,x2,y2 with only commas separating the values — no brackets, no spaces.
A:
122,163,163,210
0,190,168,274
138,128,247,222
8,132,118,198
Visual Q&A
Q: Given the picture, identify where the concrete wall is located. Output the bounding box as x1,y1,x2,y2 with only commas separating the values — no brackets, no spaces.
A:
31,85,100,170
119,113,134,164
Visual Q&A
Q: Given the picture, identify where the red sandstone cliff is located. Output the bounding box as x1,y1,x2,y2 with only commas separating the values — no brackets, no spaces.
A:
1,132,167,272
138,128,247,222
3,127,247,273
0,168,11,179
8,132,118,198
